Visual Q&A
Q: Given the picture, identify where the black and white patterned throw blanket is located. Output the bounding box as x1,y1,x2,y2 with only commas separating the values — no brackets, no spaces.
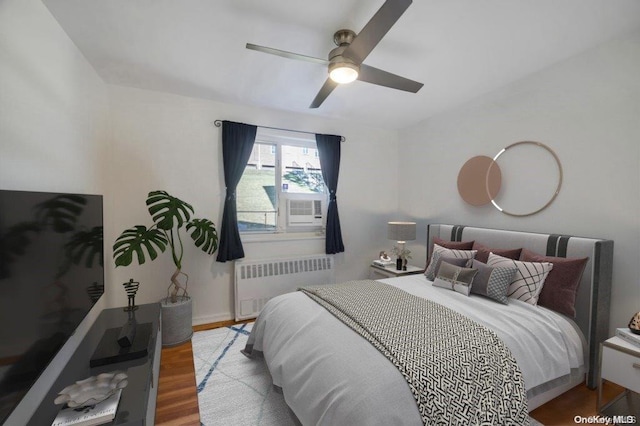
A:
299,280,529,426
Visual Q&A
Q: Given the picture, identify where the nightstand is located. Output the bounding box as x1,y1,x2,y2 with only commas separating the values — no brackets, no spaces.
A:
597,336,640,419
369,263,424,279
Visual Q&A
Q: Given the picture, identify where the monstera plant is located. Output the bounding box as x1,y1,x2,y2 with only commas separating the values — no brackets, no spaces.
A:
113,191,218,303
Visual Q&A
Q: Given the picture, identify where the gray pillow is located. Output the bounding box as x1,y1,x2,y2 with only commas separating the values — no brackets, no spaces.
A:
433,261,478,296
470,259,517,304
424,245,476,280
425,253,470,281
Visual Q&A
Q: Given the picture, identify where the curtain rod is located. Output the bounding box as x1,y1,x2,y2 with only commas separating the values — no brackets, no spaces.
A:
213,120,345,143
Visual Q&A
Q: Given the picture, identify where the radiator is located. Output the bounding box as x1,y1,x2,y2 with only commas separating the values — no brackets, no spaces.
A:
234,255,335,321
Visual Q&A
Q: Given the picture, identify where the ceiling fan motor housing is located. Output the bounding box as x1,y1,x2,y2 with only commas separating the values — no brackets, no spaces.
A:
328,29,359,83
333,29,356,47
329,30,359,65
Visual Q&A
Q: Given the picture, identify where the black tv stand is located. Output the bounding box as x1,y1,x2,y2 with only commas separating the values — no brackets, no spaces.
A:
27,303,161,425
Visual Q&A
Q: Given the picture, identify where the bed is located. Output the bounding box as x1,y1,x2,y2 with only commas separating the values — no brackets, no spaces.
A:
243,224,614,425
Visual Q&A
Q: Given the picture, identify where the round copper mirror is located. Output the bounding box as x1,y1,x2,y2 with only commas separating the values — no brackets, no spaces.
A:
457,156,502,206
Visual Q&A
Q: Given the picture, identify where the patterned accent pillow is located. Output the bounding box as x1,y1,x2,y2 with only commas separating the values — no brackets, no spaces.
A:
428,238,475,265
425,254,469,281
470,259,517,304
487,252,553,305
520,249,588,317
424,245,477,281
433,261,478,296
472,242,522,264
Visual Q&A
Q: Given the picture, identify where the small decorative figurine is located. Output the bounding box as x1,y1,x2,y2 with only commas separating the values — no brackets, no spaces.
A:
379,251,391,262
118,279,140,348
122,278,140,312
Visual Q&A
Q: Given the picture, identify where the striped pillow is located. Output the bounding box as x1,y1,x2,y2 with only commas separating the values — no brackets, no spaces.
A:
487,252,553,305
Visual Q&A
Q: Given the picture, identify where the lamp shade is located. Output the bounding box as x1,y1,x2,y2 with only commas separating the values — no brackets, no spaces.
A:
387,222,416,242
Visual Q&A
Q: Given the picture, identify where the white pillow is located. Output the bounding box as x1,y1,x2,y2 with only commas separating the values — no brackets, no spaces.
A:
425,244,477,281
487,252,553,305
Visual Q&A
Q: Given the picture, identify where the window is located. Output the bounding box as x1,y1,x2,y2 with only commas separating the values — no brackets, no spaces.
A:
236,129,326,233
236,142,277,232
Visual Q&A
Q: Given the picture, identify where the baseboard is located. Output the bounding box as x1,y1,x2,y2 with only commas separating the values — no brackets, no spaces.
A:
193,312,233,326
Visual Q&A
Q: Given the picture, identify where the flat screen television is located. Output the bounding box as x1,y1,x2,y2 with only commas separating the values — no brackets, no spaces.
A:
0,190,104,423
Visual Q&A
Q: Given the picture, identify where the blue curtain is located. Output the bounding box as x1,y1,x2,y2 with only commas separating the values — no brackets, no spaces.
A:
216,121,257,262
315,134,345,254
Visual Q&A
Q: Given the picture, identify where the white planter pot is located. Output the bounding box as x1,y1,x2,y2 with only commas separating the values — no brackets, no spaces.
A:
160,296,193,347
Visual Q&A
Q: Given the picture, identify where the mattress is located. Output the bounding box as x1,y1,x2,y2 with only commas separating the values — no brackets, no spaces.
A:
244,274,585,425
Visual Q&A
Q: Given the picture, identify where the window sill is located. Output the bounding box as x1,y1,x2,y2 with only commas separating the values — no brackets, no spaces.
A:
241,232,325,243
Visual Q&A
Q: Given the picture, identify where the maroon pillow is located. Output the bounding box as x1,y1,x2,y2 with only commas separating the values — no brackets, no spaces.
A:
434,237,475,250
428,238,475,266
520,248,588,317
472,242,522,264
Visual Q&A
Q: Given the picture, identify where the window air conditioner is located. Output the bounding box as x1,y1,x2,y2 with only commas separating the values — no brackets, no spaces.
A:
287,199,323,226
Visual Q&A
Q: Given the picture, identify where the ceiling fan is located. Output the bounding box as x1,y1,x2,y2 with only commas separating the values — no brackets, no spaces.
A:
246,0,423,108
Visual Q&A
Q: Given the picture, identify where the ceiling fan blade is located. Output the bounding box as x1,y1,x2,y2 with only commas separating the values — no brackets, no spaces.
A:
246,43,329,65
358,64,423,93
310,78,339,108
343,0,412,64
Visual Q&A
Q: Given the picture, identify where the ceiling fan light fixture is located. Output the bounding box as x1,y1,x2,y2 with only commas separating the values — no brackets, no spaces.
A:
329,61,359,84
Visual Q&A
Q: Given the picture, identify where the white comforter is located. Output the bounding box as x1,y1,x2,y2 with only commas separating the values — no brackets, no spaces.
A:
245,275,584,425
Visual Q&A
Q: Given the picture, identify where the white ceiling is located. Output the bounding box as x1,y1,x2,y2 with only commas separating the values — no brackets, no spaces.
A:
42,0,640,129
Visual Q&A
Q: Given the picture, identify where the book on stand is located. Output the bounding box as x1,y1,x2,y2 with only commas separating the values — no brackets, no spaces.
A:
615,327,640,348
372,259,394,268
52,389,122,426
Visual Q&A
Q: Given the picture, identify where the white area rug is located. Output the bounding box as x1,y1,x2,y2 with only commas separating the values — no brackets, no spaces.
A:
192,323,296,426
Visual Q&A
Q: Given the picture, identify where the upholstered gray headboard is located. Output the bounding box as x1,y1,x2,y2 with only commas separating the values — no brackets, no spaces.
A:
427,224,614,389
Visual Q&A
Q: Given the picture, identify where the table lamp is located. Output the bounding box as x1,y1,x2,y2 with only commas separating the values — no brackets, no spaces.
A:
388,221,416,270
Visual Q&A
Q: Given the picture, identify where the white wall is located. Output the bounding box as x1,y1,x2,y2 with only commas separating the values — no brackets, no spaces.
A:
398,30,640,334
0,0,110,423
0,1,110,194
106,85,399,324
6,2,636,418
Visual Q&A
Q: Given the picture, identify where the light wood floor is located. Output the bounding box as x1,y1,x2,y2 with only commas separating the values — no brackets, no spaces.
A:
155,321,624,425
155,321,237,425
